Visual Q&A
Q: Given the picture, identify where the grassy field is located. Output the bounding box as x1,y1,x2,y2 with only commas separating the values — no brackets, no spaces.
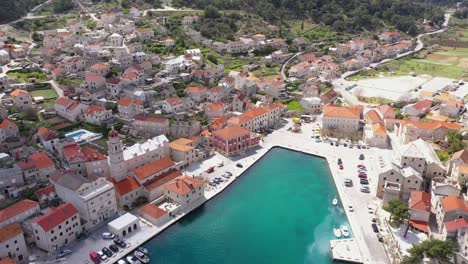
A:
7,70,47,82
30,88,58,99
350,47,468,80
286,100,305,112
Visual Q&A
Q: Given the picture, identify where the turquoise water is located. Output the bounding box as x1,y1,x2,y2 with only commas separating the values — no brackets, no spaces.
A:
145,147,351,264
66,130,86,138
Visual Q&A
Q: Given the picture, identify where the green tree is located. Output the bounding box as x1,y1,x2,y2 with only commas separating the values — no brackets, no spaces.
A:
401,239,454,264
383,198,409,226
447,131,465,153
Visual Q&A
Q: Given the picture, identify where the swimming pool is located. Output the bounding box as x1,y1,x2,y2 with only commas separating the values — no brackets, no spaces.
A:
67,130,86,138
65,129,102,144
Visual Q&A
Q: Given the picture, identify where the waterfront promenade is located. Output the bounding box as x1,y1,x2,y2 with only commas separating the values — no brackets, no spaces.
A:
55,118,390,264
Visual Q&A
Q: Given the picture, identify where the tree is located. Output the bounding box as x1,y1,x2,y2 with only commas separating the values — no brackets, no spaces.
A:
31,32,43,42
447,131,465,154
383,198,409,226
204,6,221,19
401,239,454,264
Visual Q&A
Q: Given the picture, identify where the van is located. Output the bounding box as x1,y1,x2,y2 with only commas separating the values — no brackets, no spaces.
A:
90,251,101,264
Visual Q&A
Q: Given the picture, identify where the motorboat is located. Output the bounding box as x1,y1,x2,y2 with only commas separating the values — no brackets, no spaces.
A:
333,228,342,238
134,250,150,264
137,247,149,255
340,225,350,237
332,198,338,206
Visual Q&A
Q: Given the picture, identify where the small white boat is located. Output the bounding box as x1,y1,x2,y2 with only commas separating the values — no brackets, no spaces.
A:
333,228,342,238
340,225,349,237
332,198,338,206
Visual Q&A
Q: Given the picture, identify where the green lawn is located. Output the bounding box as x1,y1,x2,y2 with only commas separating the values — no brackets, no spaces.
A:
287,100,305,112
7,70,47,83
58,77,82,86
30,89,58,99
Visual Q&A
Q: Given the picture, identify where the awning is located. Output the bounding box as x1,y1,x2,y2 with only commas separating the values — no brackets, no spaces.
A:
409,220,430,233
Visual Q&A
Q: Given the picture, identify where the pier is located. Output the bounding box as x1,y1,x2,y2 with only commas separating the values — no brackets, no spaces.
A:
330,238,363,263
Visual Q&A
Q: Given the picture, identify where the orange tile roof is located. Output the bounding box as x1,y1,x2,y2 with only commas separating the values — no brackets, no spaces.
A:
366,110,383,124
142,168,181,191
409,220,430,232
164,176,203,195
81,146,106,161
410,191,431,211
213,126,250,140
117,97,132,106
441,195,468,212
451,149,468,163
139,203,167,220
0,257,16,264
243,108,268,119
228,116,253,126
0,119,16,129
166,97,183,106
134,156,175,180
90,63,109,70
34,185,55,200
323,105,360,119
0,199,38,223
0,223,23,243
84,105,106,115
169,138,194,152
16,152,55,170
109,176,141,196
444,218,468,232
206,102,225,112
33,203,78,232
458,164,468,174
372,123,387,135
37,127,57,141
185,86,206,93
10,89,29,97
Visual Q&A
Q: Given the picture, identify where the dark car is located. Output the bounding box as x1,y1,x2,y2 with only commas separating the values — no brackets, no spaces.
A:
377,233,384,242
359,154,365,160
236,163,243,168
338,158,342,165
360,179,369,185
330,142,334,146
102,247,113,257
114,238,127,248
371,223,379,233
109,244,119,253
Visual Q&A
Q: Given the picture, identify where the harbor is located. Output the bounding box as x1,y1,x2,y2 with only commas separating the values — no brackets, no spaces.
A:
330,239,364,263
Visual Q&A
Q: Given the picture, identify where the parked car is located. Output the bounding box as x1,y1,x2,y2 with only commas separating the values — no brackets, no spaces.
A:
57,249,72,258
236,163,243,168
359,154,365,160
360,179,369,185
344,178,353,187
114,238,127,248
339,164,344,170
117,260,127,264
338,158,342,164
377,233,384,242
102,247,113,257
330,142,334,146
97,251,107,261
372,217,377,223
109,244,119,253
348,205,354,212
357,164,365,168
102,232,115,239
90,251,101,264
371,223,379,233
360,186,370,193
358,174,367,179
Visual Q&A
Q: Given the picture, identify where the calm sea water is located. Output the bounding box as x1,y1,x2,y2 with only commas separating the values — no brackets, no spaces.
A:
145,147,351,264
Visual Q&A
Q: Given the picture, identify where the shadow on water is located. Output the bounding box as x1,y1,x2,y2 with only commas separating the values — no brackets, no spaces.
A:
177,203,208,227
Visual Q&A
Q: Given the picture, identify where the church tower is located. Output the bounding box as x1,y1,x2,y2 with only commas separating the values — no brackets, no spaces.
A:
107,127,127,182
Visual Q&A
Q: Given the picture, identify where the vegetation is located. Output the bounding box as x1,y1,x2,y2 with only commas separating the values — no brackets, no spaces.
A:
286,100,305,112
7,70,47,82
173,0,445,35
0,0,45,23
383,198,409,227
447,130,465,154
401,239,454,264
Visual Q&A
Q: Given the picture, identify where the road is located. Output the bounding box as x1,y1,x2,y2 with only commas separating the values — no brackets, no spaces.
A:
280,51,304,79
73,0,100,22
48,80,64,97
333,13,451,106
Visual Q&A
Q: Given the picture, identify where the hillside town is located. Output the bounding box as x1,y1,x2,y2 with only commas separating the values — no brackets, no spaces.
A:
0,3,466,264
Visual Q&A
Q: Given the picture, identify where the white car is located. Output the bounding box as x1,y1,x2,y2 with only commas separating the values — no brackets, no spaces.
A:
102,232,115,239
348,205,354,212
97,251,107,261
117,260,127,264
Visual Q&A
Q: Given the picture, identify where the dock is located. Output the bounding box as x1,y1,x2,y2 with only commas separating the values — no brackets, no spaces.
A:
330,239,363,263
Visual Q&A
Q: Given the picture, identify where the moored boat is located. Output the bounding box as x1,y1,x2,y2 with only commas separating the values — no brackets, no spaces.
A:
332,198,338,206
138,247,149,255
340,225,349,237
333,228,342,238
134,250,150,264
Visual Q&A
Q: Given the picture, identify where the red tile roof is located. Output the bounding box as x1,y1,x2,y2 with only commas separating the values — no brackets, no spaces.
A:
85,74,104,82
81,146,106,161
0,199,38,223
16,152,55,170
10,89,29,97
441,195,468,212
117,97,132,106
243,108,267,119
109,176,141,196
134,114,168,123
34,185,56,200
451,149,468,163
0,119,17,129
37,127,58,141
84,105,106,115
165,176,203,195
409,220,430,233
410,191,431,211
138,203,167,220
0,257,16,264
90,63,109,70
33,203,78,232
166,97,183,106
134,156,175,180
122,72,139,79
55,97,73,106
106,77,121,84
142,169,181,191
0,223,23,243
213,126,250,140
323,104,360,119
63,143,86,163
444,218,468,232
185,86,207,93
